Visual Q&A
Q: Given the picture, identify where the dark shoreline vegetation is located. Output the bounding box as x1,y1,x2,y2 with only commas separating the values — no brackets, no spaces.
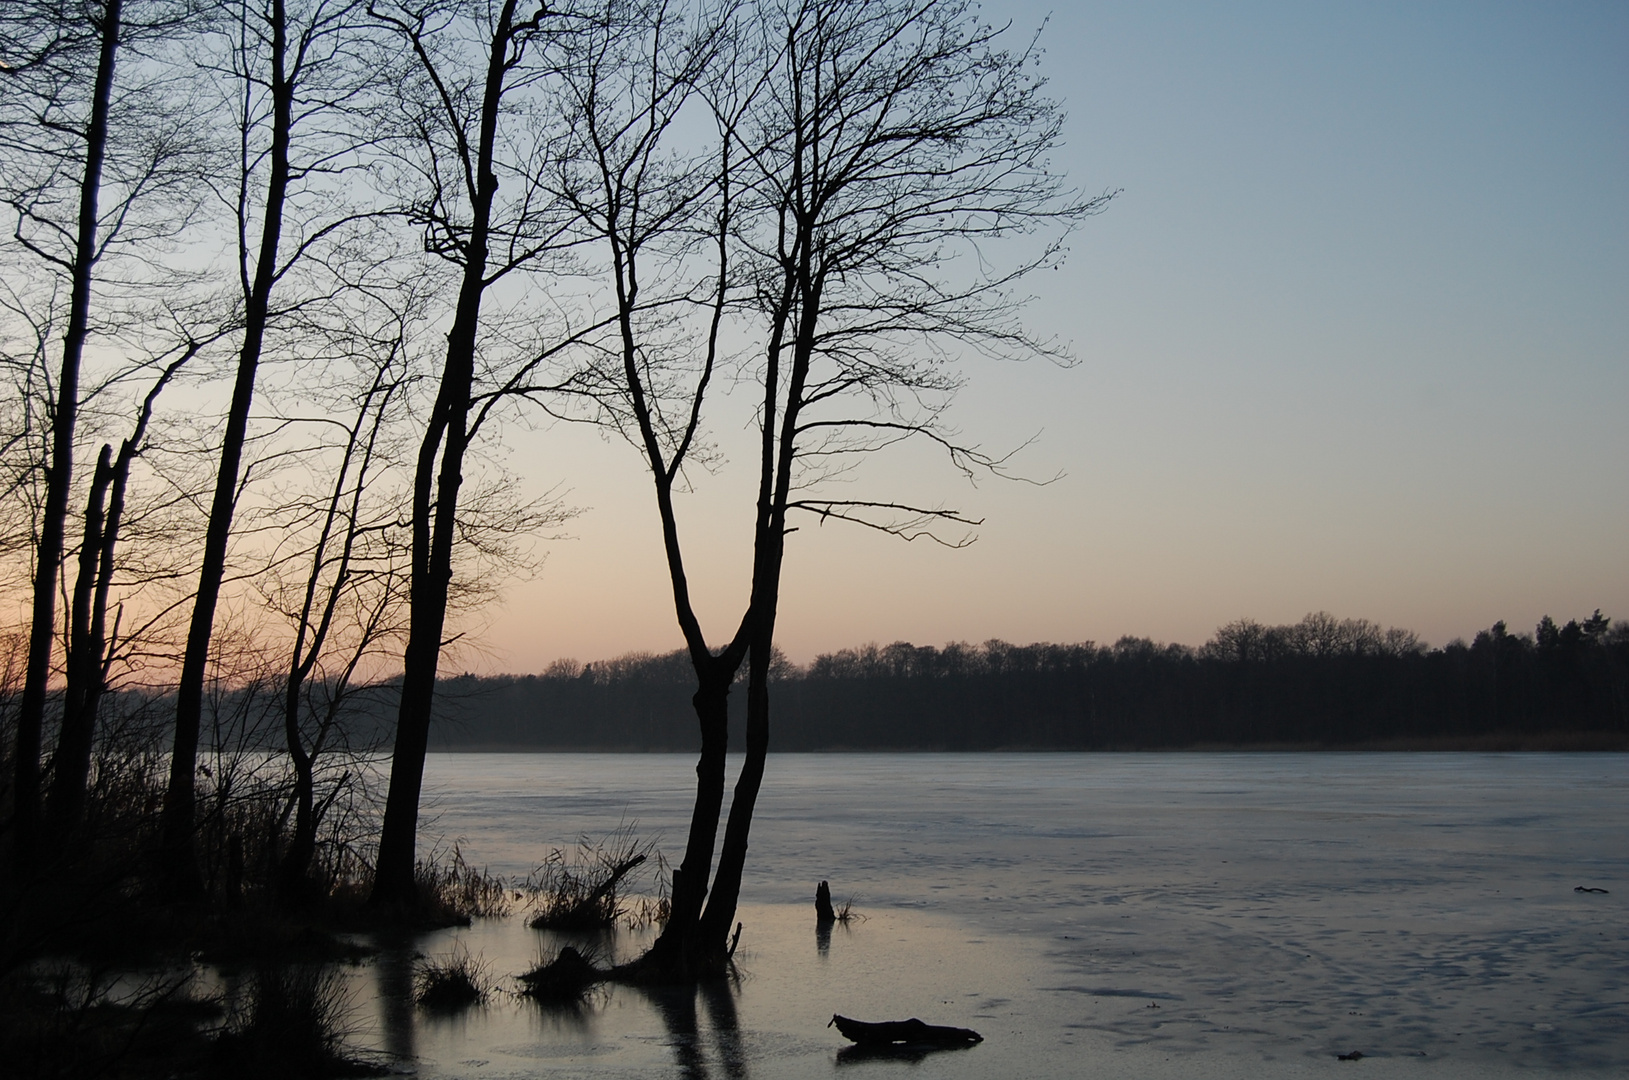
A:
425,611,1629,752
0,612,1621,1077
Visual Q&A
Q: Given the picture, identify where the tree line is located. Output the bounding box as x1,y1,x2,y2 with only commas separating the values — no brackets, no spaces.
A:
423,611,1629,749
2,0,1102,980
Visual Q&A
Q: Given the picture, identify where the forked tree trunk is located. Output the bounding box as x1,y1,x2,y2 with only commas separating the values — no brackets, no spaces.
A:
48,351,186,840
642,674,732,971
691,234,814,964
697,639,771,959
44,446,113,840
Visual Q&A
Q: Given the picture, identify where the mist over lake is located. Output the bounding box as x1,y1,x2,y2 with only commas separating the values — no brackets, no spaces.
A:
334,751,1629,1077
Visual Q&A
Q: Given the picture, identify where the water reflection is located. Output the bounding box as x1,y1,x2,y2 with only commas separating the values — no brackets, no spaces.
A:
643,979,748,1080
647,985,707,1078
371,932,417,1063
700,979,747,1079
521,980,599,1033
834,1041,978,1066
817,917,856,959
265,755,1619,1077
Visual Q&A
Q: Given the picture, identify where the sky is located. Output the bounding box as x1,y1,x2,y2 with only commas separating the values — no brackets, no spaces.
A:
469,0,1628,673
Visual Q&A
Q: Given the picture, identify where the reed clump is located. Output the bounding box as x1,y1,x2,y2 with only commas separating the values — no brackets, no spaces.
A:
414,944,491,1010
523,826,658,931
835,895,863,923
517,943,603,1004
415,844,511,926
210,965,384,1078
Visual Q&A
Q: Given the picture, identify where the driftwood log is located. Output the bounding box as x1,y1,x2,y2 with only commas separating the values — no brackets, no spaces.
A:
828,1014,983,1046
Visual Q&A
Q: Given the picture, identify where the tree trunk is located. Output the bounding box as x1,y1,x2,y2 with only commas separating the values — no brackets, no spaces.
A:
43,446,113,842
697,639,771,959
161,0,293,898
11,0,122,870
370,396,470,905
693,246,814,964
47,351,183,840
368,241,479,910
643,673,732,972
369,0,516,912
277,676,318,903
371,621,441,905
278,777,316,901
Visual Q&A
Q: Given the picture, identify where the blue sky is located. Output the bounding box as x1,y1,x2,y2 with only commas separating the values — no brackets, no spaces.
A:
483,0,1628,669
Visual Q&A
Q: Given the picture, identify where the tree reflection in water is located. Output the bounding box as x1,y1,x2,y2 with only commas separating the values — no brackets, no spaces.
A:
371,933,416,1064
645,980,748,1080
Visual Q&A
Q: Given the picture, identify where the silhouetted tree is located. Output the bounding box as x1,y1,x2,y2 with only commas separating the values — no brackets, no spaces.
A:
45,340,199,842
271,332,409,903
545,0,751,973
1,0,126,869
365,0,590,910
690,0,1107,963
161,0,391,896
1,0,205,867
560,0,1105,974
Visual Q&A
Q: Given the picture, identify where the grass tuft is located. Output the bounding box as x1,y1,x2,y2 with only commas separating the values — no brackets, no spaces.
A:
623,891,672,931
414,944,491,1010
517,943,604,1004
415,843,511,925
523,825,658,931
211,965,384,1078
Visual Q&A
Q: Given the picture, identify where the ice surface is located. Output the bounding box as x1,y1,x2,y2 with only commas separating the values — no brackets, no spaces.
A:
336,752,1627,1077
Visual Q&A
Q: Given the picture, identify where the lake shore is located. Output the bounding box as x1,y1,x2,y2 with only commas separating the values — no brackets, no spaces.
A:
428,731,1629,752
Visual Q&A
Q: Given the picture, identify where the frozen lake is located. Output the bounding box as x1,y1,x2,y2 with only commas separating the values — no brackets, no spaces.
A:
340,752,1628,1077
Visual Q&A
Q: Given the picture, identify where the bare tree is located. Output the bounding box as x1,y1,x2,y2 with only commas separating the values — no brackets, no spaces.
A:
364,0,595,910
561,0,1110,975
698,0,1110,960
542,0,757,975
161,0,390,896
1,5,123,864
265,308,413,902
1,0,204,866
44,338,201,842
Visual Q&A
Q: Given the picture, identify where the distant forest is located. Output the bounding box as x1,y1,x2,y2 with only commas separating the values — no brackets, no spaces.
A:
426,611,1629,750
